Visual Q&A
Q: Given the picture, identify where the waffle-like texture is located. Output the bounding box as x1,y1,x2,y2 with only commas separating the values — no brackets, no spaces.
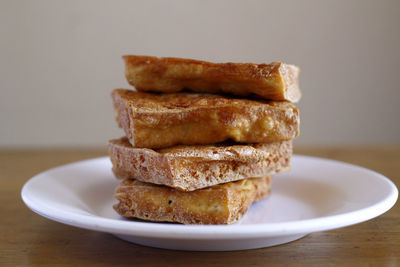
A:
111,89,299,149
114,176,271,225
108,137,291,191
123,55,301,102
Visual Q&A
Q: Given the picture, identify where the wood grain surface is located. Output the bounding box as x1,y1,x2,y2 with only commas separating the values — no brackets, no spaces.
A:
0,146,399,266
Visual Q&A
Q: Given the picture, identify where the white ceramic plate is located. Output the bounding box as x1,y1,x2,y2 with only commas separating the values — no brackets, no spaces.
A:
21,155,398,251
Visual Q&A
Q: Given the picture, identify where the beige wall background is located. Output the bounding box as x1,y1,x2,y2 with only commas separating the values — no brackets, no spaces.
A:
1,0,399,148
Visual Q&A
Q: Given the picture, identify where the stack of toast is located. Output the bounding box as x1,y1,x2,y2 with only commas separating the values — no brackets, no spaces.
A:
108,55,301,224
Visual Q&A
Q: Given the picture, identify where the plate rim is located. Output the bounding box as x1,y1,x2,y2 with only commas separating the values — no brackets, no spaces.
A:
21,155,398,240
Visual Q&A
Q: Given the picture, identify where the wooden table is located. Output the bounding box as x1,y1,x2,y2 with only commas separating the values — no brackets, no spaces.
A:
1,147,399,266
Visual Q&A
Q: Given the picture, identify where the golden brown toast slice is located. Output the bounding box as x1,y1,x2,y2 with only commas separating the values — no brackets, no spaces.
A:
112,89,299,149
114,176,271,225
123,55,301,102
108,137,291,191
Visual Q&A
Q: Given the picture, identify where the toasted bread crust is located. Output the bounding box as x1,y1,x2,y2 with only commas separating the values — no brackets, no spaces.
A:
111,89,299,149
108,137,291,191
114,176,271,224
123,55,301,102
